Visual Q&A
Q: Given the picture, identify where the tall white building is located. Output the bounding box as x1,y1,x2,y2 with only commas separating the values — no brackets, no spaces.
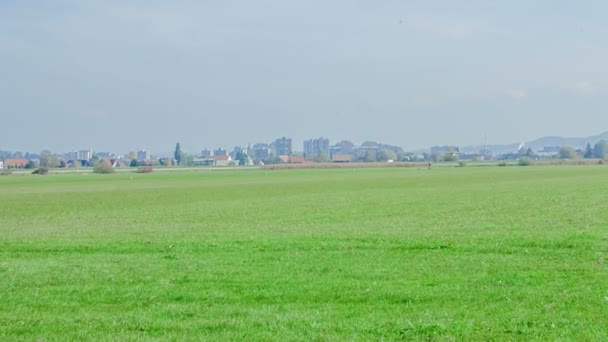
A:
77,149,93,161
273,137,292,156
137,149,150,160
303,137,329,159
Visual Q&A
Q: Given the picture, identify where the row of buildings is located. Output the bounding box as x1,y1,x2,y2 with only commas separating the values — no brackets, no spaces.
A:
194,137,328,166
195,137,327,165
0,137,406,168
195,137,406,165
6,137,601,169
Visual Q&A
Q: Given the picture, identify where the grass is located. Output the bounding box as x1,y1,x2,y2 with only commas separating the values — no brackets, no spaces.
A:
1,166,607,340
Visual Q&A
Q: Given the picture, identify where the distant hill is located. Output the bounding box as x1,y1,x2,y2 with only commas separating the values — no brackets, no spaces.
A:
457,131,608,155
523,132,608,151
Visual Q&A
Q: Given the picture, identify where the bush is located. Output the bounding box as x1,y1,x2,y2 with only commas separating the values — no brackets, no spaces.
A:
93,160,115,174
25,160,37,169
457,161,467,167
1,169,12,176
498,162,508,167
443,155,458,162
32,167,49,175
518,157,533,166
136,167,153,173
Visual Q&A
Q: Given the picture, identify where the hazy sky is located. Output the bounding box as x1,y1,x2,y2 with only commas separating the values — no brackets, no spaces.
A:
2,1,608,154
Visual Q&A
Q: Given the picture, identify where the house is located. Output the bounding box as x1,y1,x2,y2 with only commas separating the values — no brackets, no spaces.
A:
536,146,560,160
214,148,227,156
332,154,352,163
108,158,128,168
200,149,211,158
105,158,117,168
213,155,237,166
192,158,214,166
3,159,29,169
278,155,305,164
289,156,305,164
139,159,156,166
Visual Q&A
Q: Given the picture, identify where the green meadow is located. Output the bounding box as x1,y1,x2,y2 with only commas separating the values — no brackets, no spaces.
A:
1,166,607,340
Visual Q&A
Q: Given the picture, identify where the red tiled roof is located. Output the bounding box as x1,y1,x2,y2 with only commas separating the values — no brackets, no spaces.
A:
332,154,352,162
290,156,305,163
277,155,305,164
4,159,29,167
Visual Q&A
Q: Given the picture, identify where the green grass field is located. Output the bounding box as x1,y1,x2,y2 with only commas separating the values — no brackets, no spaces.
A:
1,166,607,340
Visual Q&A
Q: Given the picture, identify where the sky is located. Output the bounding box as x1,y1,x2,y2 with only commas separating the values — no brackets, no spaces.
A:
2,0,608,154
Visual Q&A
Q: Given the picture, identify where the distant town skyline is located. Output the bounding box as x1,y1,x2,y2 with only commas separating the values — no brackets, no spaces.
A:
2,1,608,152
3,130,608,160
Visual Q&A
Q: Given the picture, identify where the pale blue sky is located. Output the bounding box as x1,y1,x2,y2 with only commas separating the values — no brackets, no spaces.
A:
2,1,608,153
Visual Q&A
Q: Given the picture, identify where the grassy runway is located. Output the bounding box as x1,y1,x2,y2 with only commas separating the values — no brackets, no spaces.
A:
1,166,607,340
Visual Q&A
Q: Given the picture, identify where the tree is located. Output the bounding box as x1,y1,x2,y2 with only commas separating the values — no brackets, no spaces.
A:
443,153,459,162
314,149,329,163
517,147,527,157
431,153,444,162
518,157,533,166
377,149,397,162
130,159,139,167
93,160,115,174
39,150,60,168
593,140,608,159
174,142,183,166
235,150,248,166
265,154,281,165
584,143,593,158
583,143,593,159
364,150,376,162
181,153,194,167
32,167,49,175
559,146,578,159
160,157,174,167
525,148,535,158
